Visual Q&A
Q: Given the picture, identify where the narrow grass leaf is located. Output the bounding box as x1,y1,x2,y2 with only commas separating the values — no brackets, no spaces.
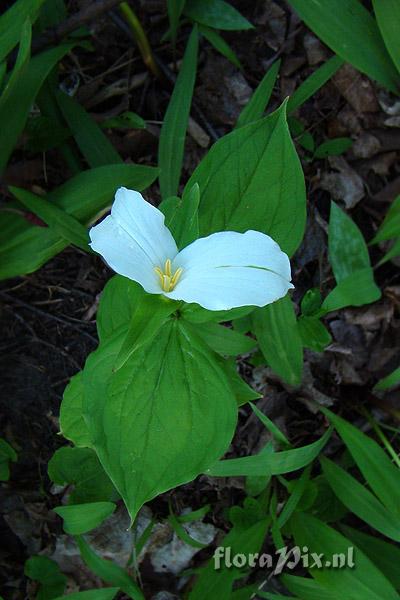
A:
53,590,119,600
372,0,400,75
184,0,253,30
0,19,31,109
0,0,45,63
287,55,344,113
199,25,242,68
236,60,280,128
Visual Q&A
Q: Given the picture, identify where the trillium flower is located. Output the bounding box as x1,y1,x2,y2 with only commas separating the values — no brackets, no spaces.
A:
89,188,293,311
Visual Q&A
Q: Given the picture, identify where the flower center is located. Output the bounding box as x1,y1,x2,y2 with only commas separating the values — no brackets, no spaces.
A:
154,258,183,292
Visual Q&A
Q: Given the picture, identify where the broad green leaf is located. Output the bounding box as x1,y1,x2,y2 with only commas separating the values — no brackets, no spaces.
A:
287,55,344,113
0,163,158,280
236,60,281,128
76,536,144,600
281,574,339,600
328,202,372,282
54,502,115,535
167,0,186,44
0,0,45,63
82,320,237,521
25,556,67,600
48,447,116,504
372,0,400,74
321,456,400,541
56,91,122,167
252,295,303,385
287,0,400,94
96,276,143,343
206,428,331,477
374,365,400,391
187,101,306,256
290,513,399,600
184,0,253,30
53,589,119,600
371,195,400,243
59,373,90,447
0,19,31,109
114,294,177,370
181,303,255,324
321,407,400,516
297,316,332,352
0,438,17,481
159,183,200,249
320,268,381,313
9,186,90,252
25,115,70,152
340,525,400,590
314,137,352,159
199,25,242,68
158,26,198,199
193,321,256,356
0,42,75,173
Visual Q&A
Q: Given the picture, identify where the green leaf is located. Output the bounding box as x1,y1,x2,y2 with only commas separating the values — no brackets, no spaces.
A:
48,447,116,504
0,0,45,64
321,407,400,516
321,456,400,541
287,0,400,94
168,509,209,549
101,111,146,130
320,268,381,313
290,512,399,600
252,295,303,385
54,502,116,535
114,294,177,371
379,236,400,265
25,556,67,600
0,163,158,280
328,202,372,282
374,365,400,391
372,0,400,75
167,0,186,44
188,101,306,256
281,574,339,600
340,525,400,590
0,438,17,481
300,288,322,316
199,25,242,68
193,321,256,356
314,137,352,159
278,465,311,527
371,195,400,244
287,55,344,114
56,91,122,167
250,402,291,447
76,536,144,600
59,373,90,447
53,590,119,600
158,26,198,199
159,182,200,249
298,316,332,352
0,19,31,109
220,359,261,406
0,42,75,173
9,186,91,252
236,60,281,128
184,0,253,30
206,428,331,477
82,320,237,521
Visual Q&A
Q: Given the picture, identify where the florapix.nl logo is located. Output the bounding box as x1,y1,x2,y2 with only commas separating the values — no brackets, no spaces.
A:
213,545,355,574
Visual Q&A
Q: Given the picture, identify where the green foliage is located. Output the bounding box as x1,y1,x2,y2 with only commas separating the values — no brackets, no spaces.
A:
0,438,17,481
313,137,352,159
54,502,116,535
198,25,242,68
159,183,200,249
235,60,281,127
184,0,253,30
53,590,119,600
372,0,400,75
287,0,400,94
158,26,199,199
252,295,303,385
0,0,45,64
187,101,306,257
24,556,67,600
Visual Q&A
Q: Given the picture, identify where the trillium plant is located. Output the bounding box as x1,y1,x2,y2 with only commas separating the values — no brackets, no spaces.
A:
58,101,306,525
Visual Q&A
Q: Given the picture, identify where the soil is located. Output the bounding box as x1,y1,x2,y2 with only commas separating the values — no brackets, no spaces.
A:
1,1,399,598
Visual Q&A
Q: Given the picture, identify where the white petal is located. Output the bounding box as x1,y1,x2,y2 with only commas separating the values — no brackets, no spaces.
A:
89,188,178,294
167,230,293,310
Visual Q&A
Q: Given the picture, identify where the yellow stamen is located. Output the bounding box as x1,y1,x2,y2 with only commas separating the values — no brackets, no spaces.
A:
154,259,183,292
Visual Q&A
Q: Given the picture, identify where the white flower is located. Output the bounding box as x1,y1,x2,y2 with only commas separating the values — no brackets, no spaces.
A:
89,188,293,311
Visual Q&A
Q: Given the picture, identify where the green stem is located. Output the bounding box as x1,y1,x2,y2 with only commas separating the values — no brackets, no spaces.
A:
119,2,160,78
